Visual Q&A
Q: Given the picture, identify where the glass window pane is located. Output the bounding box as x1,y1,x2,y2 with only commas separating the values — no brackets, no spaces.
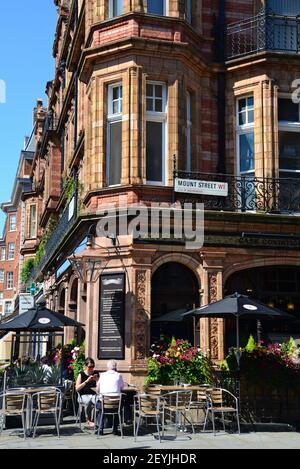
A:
238,99,247,113
109,121,122,186
247,96,254,108
155,85,162,98
155,99,162,112
279,131,300,170
148,0,164,15
146,121,163,182
239,111,247,126
239,132,255,173
146,84,153,98
278,98,299,122
248,110,254,123
146,98,154,112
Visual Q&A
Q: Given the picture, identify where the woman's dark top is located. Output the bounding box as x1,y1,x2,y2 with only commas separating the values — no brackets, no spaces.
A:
78,371,99,395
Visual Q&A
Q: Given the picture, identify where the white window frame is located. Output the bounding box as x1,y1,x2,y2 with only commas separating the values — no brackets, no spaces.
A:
278,94,300,176
4,301,12,316
107,82,123,187
9,214,16,232
7,243,15,260
108,0,123,19
146,81,167,186
6,272,13,290
236,95,255,176
29,204,37,239
0,270,4,283
1,248,6,261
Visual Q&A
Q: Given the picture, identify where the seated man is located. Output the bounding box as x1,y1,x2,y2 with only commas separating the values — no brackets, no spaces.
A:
96,360,124,435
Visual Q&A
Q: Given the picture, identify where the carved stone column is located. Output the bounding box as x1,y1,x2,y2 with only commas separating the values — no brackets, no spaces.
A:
201,252,226,361
132,269,151,367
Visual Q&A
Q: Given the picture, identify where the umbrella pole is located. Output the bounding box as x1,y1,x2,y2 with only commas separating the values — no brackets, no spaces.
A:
236,316,241,415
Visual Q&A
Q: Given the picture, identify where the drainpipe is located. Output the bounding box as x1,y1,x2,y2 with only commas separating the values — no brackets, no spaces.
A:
74,71,78,150
216,0,226,175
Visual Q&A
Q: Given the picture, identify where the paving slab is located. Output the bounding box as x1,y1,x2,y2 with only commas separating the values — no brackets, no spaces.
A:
1,423,300,449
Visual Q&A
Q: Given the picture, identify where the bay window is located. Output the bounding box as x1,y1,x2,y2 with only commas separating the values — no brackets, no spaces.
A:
107,83,122,186
146,82,167,185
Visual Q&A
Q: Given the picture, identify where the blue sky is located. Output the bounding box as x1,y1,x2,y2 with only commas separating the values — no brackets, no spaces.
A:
0,1,57,232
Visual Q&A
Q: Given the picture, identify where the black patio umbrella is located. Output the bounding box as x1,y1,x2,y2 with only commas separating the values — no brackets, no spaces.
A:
184,293,294,409
0,303,84,370
183,292,294,366
0,303,84,331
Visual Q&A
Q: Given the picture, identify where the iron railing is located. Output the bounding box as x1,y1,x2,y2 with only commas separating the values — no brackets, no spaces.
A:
29,195,78,282
174,171,300,214
227,10,300,60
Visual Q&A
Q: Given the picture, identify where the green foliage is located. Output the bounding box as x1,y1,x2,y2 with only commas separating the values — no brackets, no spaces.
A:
34,216,57,269
245,335,256,353
70,340,86,382
63,176,77,202
222,336,300,389
47,366,62,385
21,258,35,284
28,364,49,385
145,338,215,386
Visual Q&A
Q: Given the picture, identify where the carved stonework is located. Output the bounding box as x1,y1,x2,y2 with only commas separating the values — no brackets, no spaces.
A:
135,270,149,360
208,271,219,360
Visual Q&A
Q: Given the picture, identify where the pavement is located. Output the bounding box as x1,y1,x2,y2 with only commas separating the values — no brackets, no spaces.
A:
1,419,300,449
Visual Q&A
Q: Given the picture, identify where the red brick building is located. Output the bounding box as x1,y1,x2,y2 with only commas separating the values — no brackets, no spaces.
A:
3,0,300,382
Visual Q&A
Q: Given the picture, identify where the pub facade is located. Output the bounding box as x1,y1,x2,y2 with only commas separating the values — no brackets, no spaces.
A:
12,0,300,383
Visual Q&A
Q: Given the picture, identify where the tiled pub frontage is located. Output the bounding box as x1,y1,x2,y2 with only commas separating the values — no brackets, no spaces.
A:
2,0,300,427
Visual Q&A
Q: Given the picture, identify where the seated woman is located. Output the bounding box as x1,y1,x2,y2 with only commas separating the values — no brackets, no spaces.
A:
75,357,99,428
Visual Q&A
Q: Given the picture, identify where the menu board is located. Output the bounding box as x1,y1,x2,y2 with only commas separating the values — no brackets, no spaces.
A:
98,273,125,360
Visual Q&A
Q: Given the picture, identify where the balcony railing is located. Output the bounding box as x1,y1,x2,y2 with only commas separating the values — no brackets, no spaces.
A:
174,171,300,214
29,195,78,281
226,10,300,60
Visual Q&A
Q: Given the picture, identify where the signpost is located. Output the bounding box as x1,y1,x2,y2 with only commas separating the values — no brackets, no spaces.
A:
174,177,228,197
98,273,126,360
19,294,35,315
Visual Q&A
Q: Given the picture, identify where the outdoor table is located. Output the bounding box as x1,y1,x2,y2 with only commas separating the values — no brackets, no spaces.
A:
5,386,58,436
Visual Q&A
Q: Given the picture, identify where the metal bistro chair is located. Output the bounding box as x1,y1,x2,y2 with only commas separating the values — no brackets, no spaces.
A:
134,393,165,443
0,392,27,439
204,387,240,436
31,388,63,438
76,392,97,430
164,390,195,437
63,380,77,418
190,387,211,428
95,393,124,438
